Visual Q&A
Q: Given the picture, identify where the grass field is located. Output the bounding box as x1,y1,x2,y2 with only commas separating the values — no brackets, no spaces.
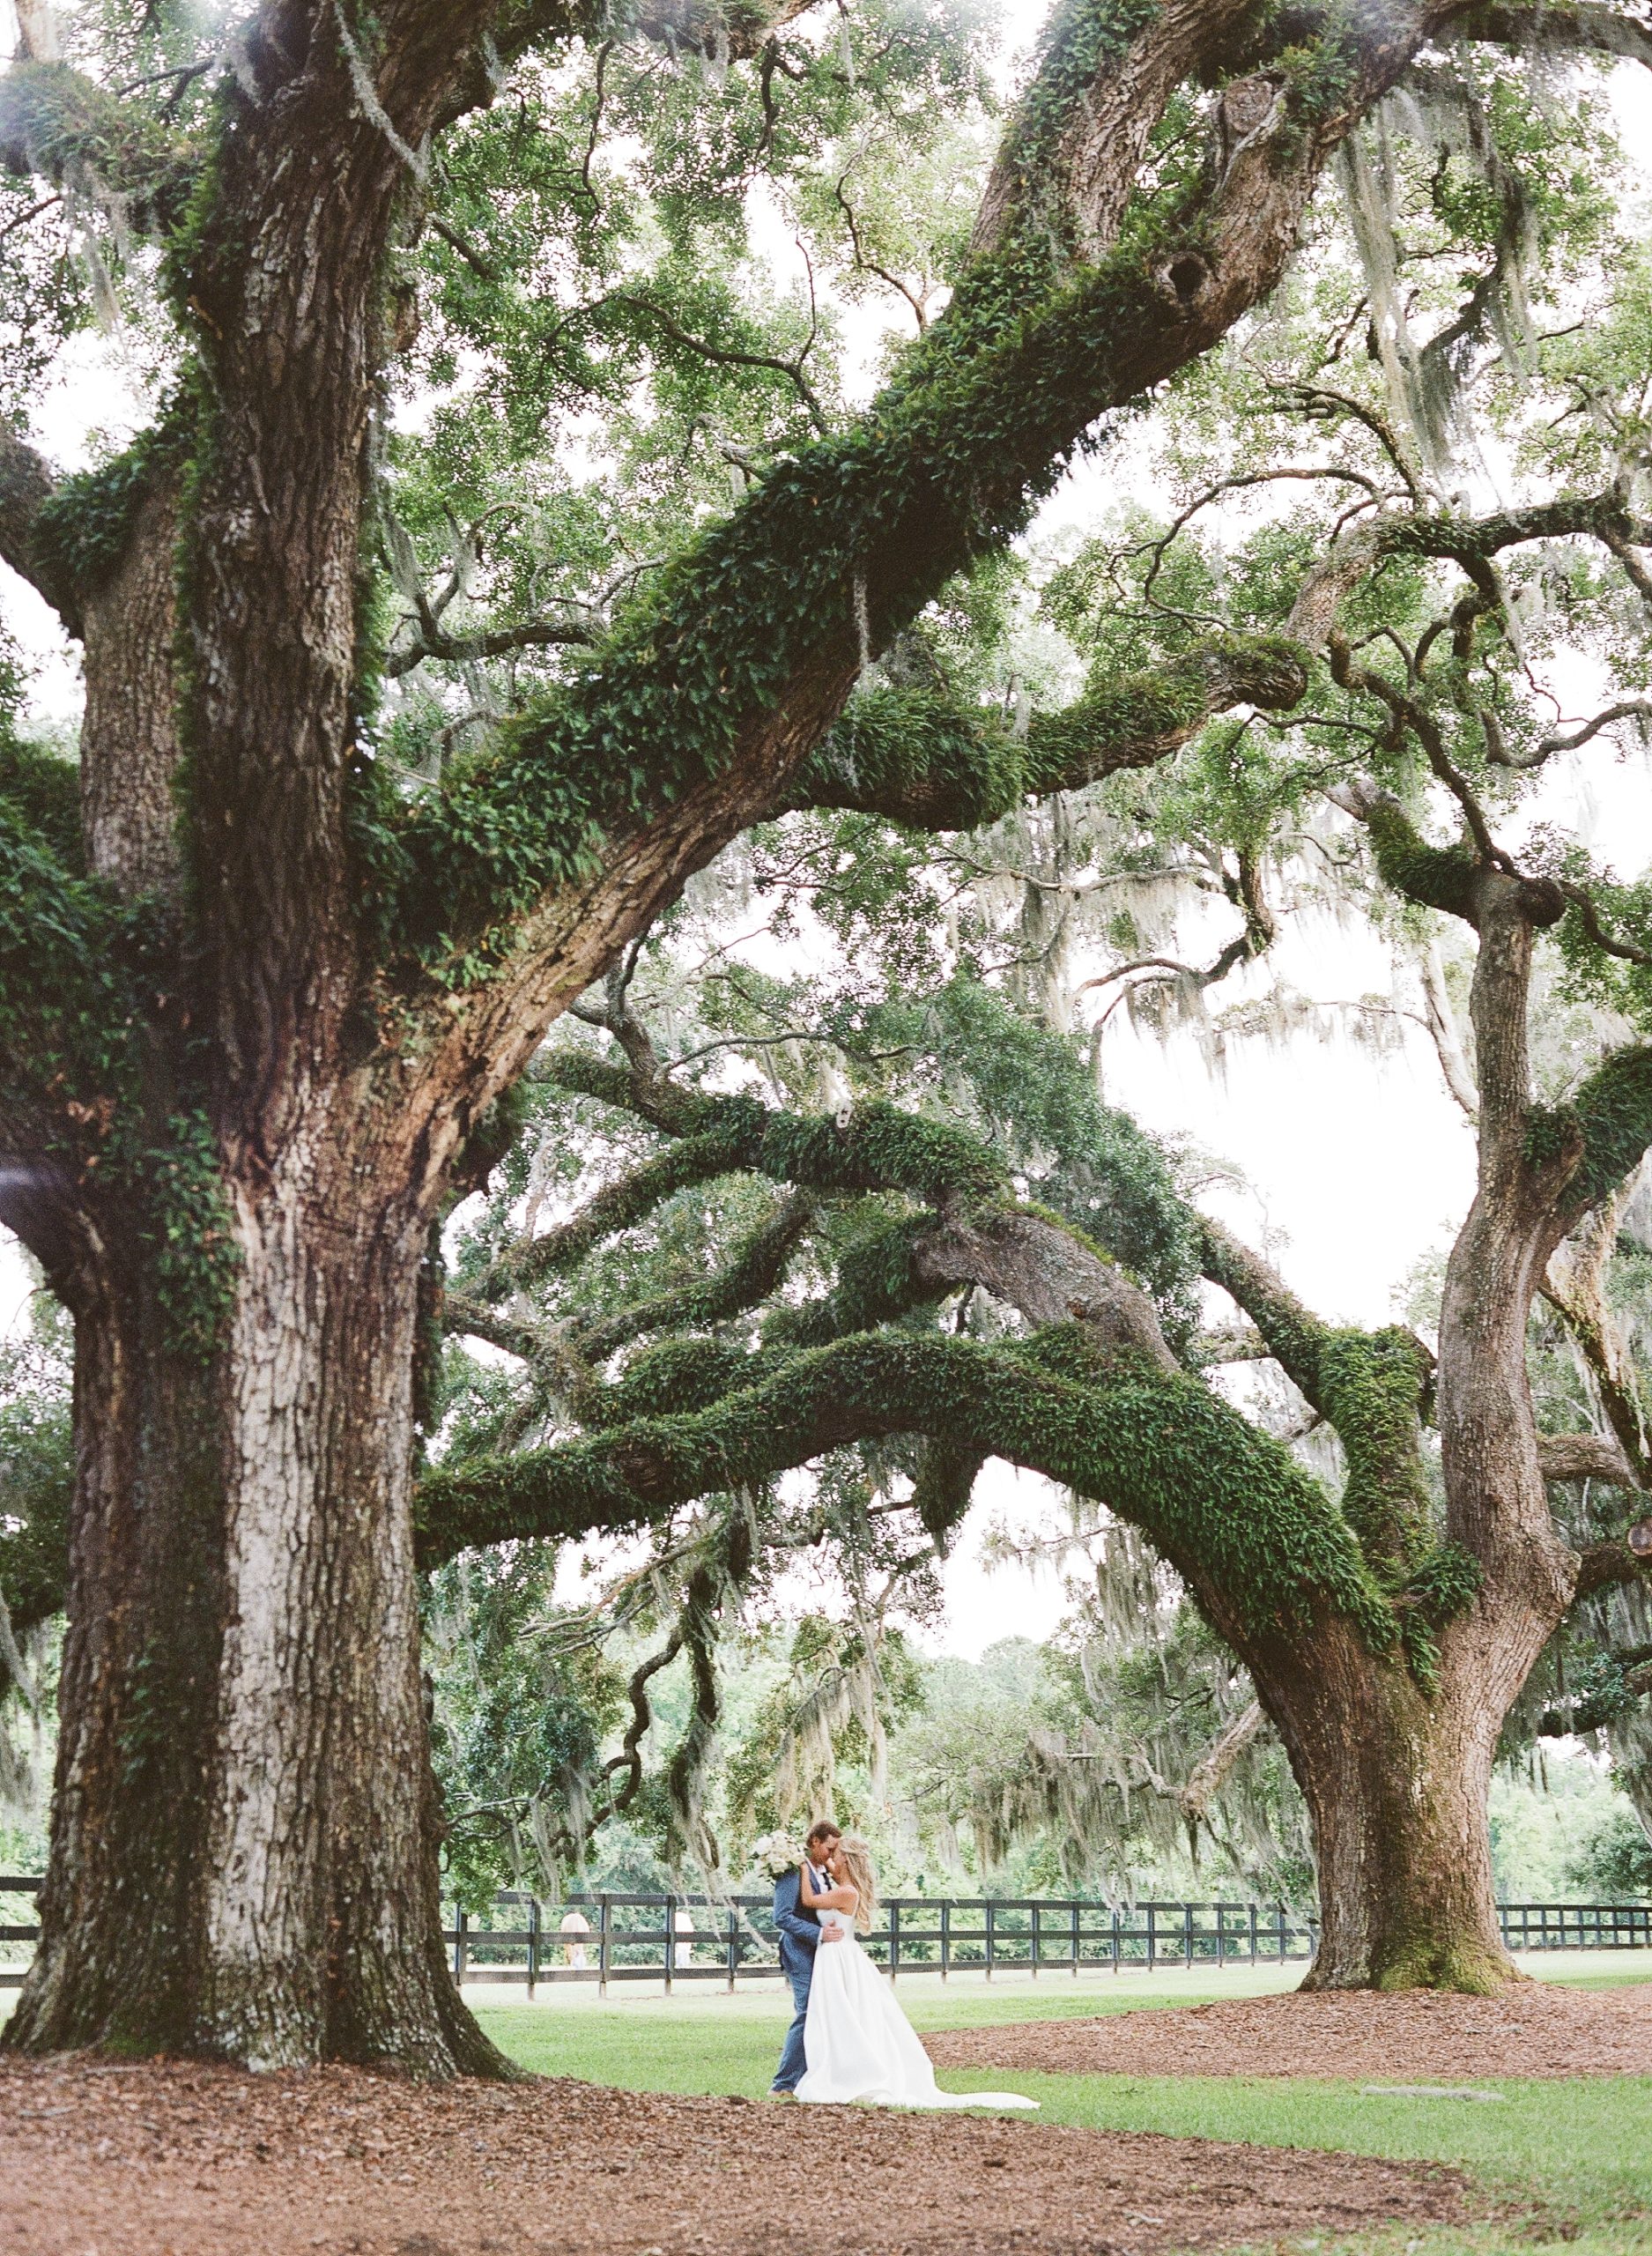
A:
477,1965,1652,2256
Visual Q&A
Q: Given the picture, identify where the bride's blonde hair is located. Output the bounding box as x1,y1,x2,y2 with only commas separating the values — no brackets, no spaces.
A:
835,1835,877,1933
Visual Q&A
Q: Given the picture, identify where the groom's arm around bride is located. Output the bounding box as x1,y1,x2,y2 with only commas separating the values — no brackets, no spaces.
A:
768,1821,842,2097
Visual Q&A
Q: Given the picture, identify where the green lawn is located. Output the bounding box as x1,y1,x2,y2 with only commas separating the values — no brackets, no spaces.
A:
478,1968,1652,2256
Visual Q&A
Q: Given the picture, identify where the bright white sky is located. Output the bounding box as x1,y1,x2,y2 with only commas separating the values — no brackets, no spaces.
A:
3,6,1650,1660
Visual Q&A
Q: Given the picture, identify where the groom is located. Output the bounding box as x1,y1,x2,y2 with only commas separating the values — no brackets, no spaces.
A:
769,1818,844,2096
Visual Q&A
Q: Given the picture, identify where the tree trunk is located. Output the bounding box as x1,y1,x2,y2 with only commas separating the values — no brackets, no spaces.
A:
1276,1638,1514,1990
1241,1601,1558,1993
5,1146,508,2075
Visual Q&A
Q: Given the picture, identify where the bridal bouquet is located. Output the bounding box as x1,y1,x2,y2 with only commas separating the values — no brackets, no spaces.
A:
752,1831,804,1879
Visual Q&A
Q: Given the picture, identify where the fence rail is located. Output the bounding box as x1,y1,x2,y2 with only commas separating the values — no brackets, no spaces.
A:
7,1877,1646,1993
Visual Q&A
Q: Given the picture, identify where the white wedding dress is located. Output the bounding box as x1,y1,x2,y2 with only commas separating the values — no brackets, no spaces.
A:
795,1909,1037,2111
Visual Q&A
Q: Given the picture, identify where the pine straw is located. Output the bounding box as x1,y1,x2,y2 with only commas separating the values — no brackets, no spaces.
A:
0,2052,1474,2256
924,1978,1652,2083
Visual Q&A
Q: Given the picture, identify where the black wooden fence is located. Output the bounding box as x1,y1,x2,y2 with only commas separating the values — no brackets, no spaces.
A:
7,1875,1647,1993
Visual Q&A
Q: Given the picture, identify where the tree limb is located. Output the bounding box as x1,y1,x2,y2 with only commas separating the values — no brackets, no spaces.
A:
0,427,79,633
1540,1177,1651,1486
1574,1534,1652,1599
792,639,1309,831
573,1190,819,1359
413,1326,1392,1655
1445,1,1652,70
1536,1430,1643,1488
397,0,1469,1094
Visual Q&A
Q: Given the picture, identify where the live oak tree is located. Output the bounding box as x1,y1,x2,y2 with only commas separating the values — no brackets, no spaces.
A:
4,0,1652,2071
410,28,1652,1997
424,962,1315,1910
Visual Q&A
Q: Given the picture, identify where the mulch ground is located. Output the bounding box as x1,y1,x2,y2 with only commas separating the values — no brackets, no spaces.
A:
926,1977,1652,2083
0,2053,1476,2256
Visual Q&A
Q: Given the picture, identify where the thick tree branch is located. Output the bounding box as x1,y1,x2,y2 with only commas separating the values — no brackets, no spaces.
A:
0,56,197,227
384,612,598,678
434,0,819,131
1539,1653,1652,1737
1550,1044,1652,1236
413,1326,1392,1653
1196,1215,1435,1568
0,427,79,632
1540,1179,1651,1486
1325,776,1562,931
794,641,1308,835
1574,1534,1652,1599
470,1128,748,1301
913,1198,1180,1369
794,639,1309,831
1445,1,1652,69
1536,1430,1642,1487
397,0,1468,1131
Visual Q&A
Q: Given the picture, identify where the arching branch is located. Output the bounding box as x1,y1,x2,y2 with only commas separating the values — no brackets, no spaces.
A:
397,0,1470,1107
414,1326,1393,1652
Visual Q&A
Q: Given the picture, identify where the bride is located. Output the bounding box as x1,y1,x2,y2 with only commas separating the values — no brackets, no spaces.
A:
793,1838,1037,2111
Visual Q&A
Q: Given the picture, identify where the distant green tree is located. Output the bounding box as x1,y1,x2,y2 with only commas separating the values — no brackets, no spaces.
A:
1565,1803,1652,1902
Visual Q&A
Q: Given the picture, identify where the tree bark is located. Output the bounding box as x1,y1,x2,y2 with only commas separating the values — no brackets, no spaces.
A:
7,1139,508,2075
80,484,181,898
1255,1623,1517,1993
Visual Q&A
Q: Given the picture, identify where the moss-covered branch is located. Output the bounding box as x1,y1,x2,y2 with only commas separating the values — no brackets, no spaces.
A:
414,1325,1395,1650
0,59,197,227
798,494,1642,848
1555,1045,1652,1228
539,1049,1005,1205
1328,779,1488,924
396,0,1450,997
792,639,1308,832
1445,1,1652,70
472,1128,754,1299
1197,1217,1435,1571
0,429,80,633
435,0,819,129
574,1191,819,1358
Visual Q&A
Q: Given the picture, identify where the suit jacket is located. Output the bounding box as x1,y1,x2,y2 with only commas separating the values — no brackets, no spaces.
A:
773,1866,822,1986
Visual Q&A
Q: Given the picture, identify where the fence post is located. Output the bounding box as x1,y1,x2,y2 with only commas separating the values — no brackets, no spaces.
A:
985,1900,996,1980
1276,1903,1286,1964
599,1894,611,1995
727,1903,738,1993
1071,1901,1080,1976
940,1900,951,1980
663,1893,676,1994
1146,1903,1157,1969
1031,1902,1040,1979
453,1904,468,1985
889,1900,900,1984
1183,1903,1194,1970
1248,1903,1257,1965
1110,1905,1120,1975
527,1896,539,2000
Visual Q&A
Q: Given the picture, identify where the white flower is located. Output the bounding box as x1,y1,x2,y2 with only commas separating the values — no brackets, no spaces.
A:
752,1830,804,1879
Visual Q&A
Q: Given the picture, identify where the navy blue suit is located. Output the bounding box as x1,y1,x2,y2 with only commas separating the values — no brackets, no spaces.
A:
771,1866,823,2091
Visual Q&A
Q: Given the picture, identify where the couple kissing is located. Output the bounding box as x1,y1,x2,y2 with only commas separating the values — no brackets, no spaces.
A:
767,1820,1036,2112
